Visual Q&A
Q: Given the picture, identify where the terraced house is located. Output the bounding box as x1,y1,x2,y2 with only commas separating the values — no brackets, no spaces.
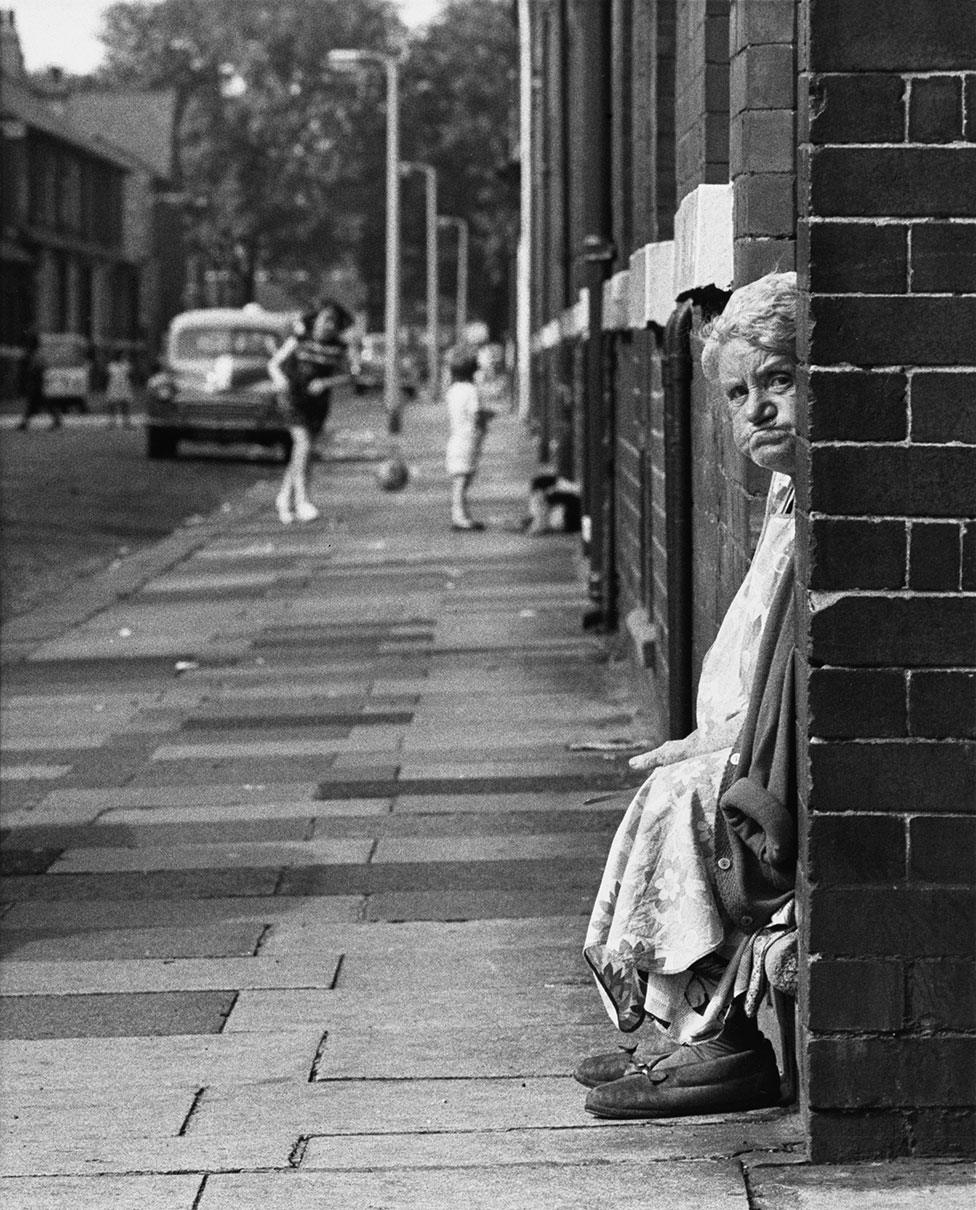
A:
516,0,976,1162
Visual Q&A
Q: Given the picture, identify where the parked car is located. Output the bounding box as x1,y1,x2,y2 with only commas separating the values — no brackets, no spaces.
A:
145,308,294,459
353,332,420,398
38,333,91,413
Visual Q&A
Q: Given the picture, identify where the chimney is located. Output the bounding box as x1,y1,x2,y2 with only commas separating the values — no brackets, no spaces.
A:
0,9,26,78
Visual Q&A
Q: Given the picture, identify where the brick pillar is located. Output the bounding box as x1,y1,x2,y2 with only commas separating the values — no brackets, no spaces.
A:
728,0,795,285
674,0,729,207
797,0,976,1162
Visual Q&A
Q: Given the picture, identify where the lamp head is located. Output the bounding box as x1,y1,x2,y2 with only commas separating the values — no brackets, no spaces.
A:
327,49,367,68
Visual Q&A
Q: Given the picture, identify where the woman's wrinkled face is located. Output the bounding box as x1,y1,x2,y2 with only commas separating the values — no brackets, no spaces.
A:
717,338,797,476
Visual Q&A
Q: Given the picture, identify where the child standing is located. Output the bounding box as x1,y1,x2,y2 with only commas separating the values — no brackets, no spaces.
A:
445,344,491,531
105,349,134,428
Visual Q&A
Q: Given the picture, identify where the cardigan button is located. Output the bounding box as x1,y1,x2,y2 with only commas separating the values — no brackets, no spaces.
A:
717,857,732,871
729,752,739,765
740,914,754,928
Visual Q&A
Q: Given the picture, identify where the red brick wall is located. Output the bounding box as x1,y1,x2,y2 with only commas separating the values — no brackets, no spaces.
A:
729,0,796,284
797,0,976,1162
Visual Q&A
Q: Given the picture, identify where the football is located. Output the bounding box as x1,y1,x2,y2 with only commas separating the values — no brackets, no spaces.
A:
376,457,409,492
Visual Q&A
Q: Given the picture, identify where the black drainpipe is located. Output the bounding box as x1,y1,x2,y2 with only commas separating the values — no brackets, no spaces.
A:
662,299,694,739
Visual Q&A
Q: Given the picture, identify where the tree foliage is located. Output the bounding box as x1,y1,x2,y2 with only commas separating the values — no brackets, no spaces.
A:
96,0,517,331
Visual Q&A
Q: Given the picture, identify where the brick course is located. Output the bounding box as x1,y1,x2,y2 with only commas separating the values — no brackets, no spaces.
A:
800,0,976,1161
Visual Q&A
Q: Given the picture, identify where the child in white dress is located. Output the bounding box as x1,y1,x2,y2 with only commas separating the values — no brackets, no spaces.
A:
444,345,491,531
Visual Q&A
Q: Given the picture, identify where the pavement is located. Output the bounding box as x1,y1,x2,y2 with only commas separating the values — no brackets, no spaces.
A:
1,395,972,1207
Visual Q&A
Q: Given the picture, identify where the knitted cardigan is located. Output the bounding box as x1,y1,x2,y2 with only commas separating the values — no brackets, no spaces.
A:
713,558,798,931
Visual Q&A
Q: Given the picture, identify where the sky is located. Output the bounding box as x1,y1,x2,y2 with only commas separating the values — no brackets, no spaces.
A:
11,0,445,74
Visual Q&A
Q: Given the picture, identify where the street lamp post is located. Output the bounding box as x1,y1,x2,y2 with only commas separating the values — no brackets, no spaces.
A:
400,161,439,399
437,215,469,343
328,48,402,432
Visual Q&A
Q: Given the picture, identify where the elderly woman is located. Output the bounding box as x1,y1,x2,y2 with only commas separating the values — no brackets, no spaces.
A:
578,271,799,1119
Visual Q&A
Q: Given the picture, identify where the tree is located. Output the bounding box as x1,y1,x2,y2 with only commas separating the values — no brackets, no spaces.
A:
400,1,519,337
97,0,402,305
93,0,519,330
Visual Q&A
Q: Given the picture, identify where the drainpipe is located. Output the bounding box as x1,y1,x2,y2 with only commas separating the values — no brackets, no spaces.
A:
662,299,694,738
570,0,615,626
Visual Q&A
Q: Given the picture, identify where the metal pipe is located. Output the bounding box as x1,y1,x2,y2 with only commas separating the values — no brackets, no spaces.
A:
517,0,533,420
384,55,402,432
401,162,440,397
663,299,695,739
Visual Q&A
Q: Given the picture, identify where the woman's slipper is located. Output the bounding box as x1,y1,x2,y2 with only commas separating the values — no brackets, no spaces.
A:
573,1036,677,1088
583,1038,781,1118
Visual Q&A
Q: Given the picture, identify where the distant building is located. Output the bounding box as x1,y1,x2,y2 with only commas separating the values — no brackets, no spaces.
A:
45,84,187,358
0,10,185,395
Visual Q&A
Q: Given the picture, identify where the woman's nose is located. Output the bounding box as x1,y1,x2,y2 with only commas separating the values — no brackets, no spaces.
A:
745,386,777,424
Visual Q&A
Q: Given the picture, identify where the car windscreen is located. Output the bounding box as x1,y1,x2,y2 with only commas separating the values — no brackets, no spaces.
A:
173,328,281,360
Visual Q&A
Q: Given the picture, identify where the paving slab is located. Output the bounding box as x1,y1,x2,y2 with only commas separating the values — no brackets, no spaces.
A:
131,756,339,786
372,834,612,863
0,849,62,876
3,818,314,849
0,763,72,781
49,837,372,873
36,783,321,811
300,1116,802,1169
309,808,619,838
392,790,627,814
310,1022,615,1078
1,894,364,931
195,1160,749,1209
188,1076,620,1137
0,1133,299,1178
0,990,236,1038
1,1095,195,1151
222,984,603,1032
744,1157,976,1209
363,887,594,921
1,866,282,901
0,1174,203,1210
95,798,390,825
150,736,350,761
0,953,343,995
0,1031,322,1090
278,856,600,898
0,922,267,961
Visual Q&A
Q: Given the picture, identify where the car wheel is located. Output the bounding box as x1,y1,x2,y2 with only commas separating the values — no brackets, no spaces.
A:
146,426,178,459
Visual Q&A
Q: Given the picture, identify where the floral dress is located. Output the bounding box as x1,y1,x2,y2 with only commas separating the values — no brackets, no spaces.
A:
584,473,795,1042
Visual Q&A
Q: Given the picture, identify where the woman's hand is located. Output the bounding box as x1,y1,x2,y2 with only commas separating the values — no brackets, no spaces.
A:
628,737,694,772
307,378,329,396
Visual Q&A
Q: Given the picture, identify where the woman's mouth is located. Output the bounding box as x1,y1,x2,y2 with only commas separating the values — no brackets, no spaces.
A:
752,428,792,446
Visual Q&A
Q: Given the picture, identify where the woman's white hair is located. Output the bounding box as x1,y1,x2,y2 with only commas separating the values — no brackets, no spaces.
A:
700,271,797,381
